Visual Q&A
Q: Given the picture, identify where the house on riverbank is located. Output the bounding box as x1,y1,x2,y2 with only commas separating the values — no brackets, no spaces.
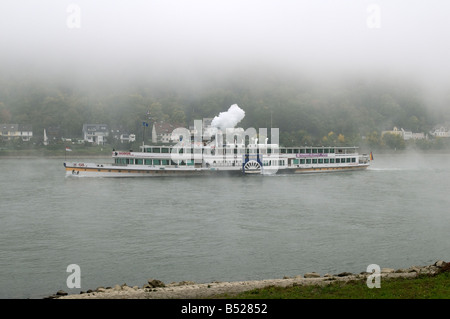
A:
430,125,450,138
0,124,33,141
381,127,425,140
82,124,109,145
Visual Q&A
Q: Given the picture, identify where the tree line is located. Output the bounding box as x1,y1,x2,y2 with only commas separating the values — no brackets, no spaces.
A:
1,72,449,150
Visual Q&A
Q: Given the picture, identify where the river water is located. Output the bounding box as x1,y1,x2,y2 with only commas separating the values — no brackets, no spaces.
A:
1,152,449,298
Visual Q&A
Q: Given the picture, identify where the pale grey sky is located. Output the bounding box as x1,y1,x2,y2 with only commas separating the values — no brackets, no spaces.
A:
1,0,449,92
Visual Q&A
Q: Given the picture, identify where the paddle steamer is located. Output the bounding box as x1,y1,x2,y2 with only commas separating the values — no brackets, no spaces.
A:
64,138,371,177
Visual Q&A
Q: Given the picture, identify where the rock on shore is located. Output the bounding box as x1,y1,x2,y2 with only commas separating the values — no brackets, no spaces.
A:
51,260,448,299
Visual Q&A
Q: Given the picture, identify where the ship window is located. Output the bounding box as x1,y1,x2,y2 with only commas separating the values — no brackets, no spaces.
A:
145,159,152,165
306,149,311,153
346,158,351,163
161,159,169,165
136,159,143,165
306,159,311,164
267,148,272,154
171,160,177,165
312,149,318,153
153,159,161,165
352,157,356,163
294,149,299,153
293,159,299,164
152,148,160,153
161,148,169,153
145,148,151,152
330,159,335,163
287,149,292,154
330,148,334,153
312,159,318,164
324,159,329,164
281,148,286,154
300,149,305,153
187,160,194,166
336,158,340,163
324,149,329,153
300,159,305,164
318,159,323,164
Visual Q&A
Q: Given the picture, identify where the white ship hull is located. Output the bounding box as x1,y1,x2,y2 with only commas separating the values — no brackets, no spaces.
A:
64,152,370,177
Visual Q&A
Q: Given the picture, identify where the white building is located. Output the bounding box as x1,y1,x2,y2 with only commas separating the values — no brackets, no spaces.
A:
152,122,180,143
0,124,33,141
120,133,136,143
430,126,450,138
382,127,425,140
411,132,425,139
82,124,109,145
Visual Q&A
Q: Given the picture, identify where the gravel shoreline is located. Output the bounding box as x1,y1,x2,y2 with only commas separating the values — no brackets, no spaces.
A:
52,260,448,299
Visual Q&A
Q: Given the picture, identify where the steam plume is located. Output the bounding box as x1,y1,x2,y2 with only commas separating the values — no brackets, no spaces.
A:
211,104,245,130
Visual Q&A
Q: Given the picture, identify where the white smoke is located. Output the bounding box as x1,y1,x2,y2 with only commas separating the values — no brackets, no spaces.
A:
211,104,245,130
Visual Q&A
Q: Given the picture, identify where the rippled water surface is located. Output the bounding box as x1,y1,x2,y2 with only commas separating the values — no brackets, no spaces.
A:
1,152,449,298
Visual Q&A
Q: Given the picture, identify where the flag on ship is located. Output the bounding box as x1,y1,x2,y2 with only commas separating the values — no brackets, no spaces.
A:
370,152,374,160
66,147,72,152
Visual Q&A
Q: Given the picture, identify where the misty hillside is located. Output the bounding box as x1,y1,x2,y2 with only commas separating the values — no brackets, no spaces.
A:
1,1,450,149
0,69,448,148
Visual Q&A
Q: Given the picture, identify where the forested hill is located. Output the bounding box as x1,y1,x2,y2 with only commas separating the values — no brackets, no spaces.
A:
0,69,448,147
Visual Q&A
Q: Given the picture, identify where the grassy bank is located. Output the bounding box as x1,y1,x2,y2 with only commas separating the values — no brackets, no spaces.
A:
216,271,450,299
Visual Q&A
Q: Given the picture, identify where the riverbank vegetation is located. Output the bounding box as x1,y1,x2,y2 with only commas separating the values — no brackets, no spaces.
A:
219,269,450,299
